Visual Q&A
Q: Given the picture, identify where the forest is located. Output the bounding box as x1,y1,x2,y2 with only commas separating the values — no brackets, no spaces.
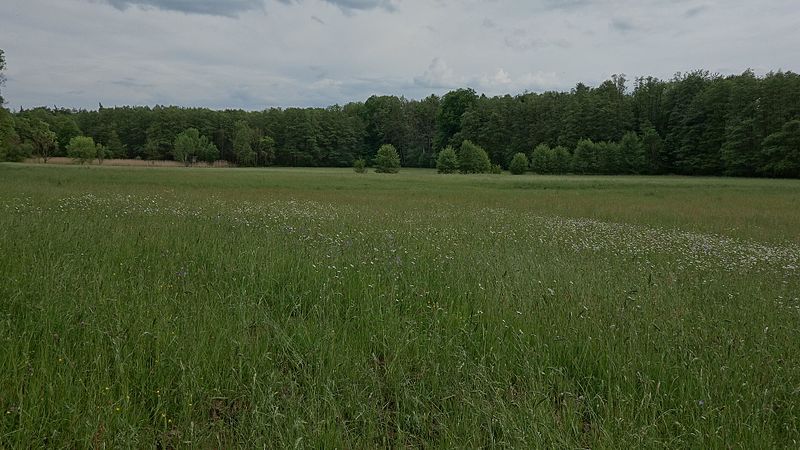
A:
1,59,799,178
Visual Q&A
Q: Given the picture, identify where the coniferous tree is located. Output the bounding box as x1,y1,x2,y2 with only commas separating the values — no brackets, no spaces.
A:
374,144,401,173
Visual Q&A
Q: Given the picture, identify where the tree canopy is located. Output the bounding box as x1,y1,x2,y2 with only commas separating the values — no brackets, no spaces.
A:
1,68,798,178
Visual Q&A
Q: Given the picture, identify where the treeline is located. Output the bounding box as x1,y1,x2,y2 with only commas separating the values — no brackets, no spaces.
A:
1,69,799,177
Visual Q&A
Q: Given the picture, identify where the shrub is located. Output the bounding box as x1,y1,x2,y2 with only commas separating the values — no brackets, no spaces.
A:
458,140,491,174
509,153,529,175
490,164,502,174
353,158,366,173
374,144,401,173
436,146,459,173
530,144,554,173
572,139,599,174
66,136,97,164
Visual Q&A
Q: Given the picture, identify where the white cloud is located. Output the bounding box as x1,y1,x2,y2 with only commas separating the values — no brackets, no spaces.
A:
1,0,799,109
414,57,460,89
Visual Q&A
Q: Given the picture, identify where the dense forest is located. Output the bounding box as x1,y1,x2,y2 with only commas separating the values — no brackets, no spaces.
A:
1,52,799,177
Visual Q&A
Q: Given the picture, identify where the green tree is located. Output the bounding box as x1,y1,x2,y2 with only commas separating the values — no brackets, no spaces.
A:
436,146,459,174
0,49,6,105
435,89,478,150
458,140,491,174
66,136,97,164
573,139,600,174
598,141,623,174
530,144,552,174
173,128,218,166
374,144,401,173
51,115,82,152
760,120,800,178
353,158,366,173
509,152,529,175
232,121,256,166
641,126,664,174
552,146,572,174
95,143,109,164
105,130,126,159
0,107,20,161
255,136,276,166
619,131,646,174
29,119,58,163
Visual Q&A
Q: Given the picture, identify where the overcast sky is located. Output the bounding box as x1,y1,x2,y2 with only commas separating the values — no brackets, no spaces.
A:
2,0,799,110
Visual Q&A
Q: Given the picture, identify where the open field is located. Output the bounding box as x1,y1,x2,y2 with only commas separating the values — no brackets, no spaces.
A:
1,163,799,447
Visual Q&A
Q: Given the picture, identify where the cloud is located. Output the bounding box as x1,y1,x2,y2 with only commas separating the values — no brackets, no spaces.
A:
414,57,460,88
277,0,396,13
3,0,800,110
322,0,395,11
102,0,396,16
110,77,155,89
480,68,512,87
684,5,708,18
103,0,264,17
539,0,594,11
610,17,638,33
476,69,561,93
504,29,570,51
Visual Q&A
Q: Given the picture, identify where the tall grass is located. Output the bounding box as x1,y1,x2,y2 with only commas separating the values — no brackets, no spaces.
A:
1,164,799,447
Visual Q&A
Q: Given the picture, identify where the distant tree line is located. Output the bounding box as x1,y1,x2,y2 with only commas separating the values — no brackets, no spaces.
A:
1,66,799,177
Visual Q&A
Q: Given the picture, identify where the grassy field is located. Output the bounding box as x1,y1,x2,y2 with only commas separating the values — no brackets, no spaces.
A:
1,163,799,448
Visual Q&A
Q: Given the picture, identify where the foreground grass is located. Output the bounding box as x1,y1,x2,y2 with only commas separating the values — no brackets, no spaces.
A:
1,164,799,448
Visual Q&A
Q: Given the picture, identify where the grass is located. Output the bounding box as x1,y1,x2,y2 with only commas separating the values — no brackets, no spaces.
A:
1,163,799,448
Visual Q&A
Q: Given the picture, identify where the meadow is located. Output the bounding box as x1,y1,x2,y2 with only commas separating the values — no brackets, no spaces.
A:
1,163,799,448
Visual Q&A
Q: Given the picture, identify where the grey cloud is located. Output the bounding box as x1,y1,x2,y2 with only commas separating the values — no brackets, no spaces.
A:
324,0,395,11
311,15,325,24
684,5,708,18
111,78,155,89
414,57,459,89
540,0,594,11
277,0,396,12
504,29,570,51
610,17,638,33
104,0,264,17
4,0,800,110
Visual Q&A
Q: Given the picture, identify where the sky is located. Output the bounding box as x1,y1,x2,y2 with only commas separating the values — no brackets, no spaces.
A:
1,0,799,110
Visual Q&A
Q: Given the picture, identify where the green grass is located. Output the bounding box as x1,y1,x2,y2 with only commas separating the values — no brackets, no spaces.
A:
1,163,799,448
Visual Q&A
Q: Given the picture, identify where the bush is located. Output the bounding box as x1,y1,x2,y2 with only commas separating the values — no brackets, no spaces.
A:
458,140,491,174
353,158,366,173
66,136,97,164
374,144,401,173
436,146,459,173
572,139,599,174
509,153,529,175
530,144,554,174
490,164,502,174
